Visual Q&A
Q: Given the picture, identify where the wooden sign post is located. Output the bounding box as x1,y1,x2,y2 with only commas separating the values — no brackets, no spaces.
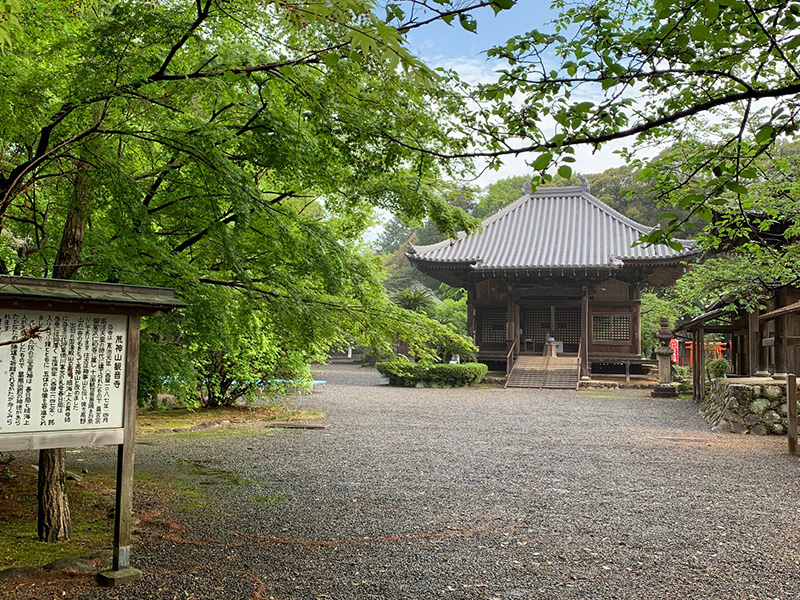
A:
0,277,185,586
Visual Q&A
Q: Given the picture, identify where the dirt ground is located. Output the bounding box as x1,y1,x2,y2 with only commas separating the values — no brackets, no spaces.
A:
2,364,799,599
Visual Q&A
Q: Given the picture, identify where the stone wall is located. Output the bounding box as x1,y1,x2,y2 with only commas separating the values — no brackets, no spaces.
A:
702,380,788,435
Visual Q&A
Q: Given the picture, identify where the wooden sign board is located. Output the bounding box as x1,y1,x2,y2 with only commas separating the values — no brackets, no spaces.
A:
0,276,185,587
0,310,128,451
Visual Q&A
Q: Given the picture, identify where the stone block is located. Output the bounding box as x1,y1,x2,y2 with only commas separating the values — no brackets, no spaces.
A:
763,410,781,425
750,423,768,435
772,424,786,435
97,567,143,587
749,399,770,415
727,397,739,410
764,385,784,400
779,403,789,416
728,384,755,402
745,413,761,424
723,410,744,424
731,421,748,434
0,567,38,583
44,558,96,573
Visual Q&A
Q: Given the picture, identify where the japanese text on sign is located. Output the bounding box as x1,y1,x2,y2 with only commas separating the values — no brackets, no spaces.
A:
0,311,127,434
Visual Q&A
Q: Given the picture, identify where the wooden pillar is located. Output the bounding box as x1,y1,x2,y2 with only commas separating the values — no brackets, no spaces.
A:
698,326,706,403
757,319,771,376
775,315,788,380
581,286,590,378
466,287,476,340
99,314,143,586
748,309,760,376
113,316,140,577
506,292,516,347
631,285,642,356
692,331,698,402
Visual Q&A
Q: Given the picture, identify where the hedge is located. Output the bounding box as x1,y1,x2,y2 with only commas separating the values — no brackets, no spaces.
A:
376,361,488,387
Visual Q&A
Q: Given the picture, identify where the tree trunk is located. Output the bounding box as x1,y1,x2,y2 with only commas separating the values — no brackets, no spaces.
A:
37,158,91,542
37,447,72,542
52,162,90,280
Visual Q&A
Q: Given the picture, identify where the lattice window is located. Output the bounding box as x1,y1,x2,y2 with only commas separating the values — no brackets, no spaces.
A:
522,308,551,343
593,314,631,342
479,308,507,343
555,307,581,344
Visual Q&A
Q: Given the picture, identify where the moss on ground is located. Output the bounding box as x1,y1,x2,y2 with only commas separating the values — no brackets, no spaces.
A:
1,401,314,569
0,464,115,569
137,405,323,432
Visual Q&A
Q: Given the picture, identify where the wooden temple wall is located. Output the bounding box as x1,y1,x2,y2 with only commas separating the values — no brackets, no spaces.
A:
470,276,642,362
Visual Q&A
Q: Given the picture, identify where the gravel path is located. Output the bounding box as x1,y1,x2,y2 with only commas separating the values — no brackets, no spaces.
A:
68,365,800,598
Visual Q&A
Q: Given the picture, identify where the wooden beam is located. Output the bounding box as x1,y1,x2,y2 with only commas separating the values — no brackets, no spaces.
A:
113,315,140,572
0,429,124,451
581,287,589,378
748,310,760,376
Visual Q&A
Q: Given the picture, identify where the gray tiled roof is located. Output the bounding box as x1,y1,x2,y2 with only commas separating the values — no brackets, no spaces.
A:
408,186,696,271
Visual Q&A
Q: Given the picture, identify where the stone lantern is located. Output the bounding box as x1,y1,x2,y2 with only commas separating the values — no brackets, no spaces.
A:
651,317,678,397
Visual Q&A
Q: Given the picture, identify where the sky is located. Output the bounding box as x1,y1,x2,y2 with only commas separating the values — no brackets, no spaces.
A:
401,1,631,187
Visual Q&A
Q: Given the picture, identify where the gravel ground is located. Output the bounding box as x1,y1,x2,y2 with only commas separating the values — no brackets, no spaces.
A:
18,364,800,599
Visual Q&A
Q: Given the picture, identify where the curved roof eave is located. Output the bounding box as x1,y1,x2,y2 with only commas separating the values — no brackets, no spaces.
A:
409,186,699,270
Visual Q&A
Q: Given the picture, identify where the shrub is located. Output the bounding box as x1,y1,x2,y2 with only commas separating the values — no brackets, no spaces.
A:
425,363,488,387
375,361,427,387
376,361,488,387
706,357,731,379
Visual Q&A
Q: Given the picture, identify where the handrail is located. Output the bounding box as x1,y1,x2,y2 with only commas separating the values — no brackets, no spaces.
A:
506,337,518,376
576,342,582,390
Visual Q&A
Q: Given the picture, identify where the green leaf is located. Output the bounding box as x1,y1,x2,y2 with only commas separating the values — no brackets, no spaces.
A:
458,13,477,33
557,165,572,179
491,0,515,10
725,180,749,195
785,34,800,50
755,125,774,144
531,152,552,171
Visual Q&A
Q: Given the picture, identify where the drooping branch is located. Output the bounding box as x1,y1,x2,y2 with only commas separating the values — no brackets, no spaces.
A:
0,321,50,348
381,82,800,161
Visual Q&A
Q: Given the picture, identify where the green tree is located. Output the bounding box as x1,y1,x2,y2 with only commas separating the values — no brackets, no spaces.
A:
426,0,800,247
392,287,436,315
640,292,682,358
473,174,530,219
0,0,516,541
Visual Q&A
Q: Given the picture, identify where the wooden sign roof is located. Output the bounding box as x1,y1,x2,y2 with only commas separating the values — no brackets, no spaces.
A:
0,277,186,315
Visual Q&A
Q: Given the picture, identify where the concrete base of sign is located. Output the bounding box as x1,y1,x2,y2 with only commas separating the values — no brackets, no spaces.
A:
97,567,143,587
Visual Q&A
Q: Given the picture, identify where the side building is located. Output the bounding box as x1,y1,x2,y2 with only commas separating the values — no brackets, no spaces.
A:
406,184,698,377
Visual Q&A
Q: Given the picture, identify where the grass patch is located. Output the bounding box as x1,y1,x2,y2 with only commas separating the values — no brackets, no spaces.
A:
0,464,115,569
134,470,209,511
173,459,254,487
0,456,253,568
137,405,323,433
